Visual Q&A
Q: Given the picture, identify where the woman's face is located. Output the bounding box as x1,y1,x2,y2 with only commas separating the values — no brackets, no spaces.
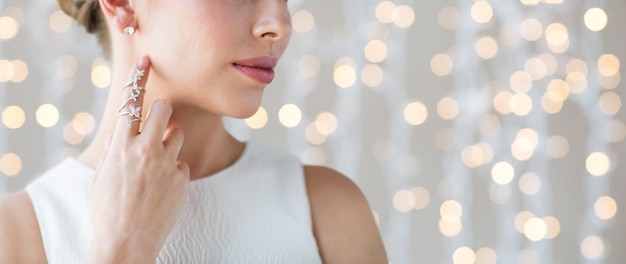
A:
135,0,292,118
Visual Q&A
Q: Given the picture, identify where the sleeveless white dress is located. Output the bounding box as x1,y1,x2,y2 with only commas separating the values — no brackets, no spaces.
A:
26,141,322,263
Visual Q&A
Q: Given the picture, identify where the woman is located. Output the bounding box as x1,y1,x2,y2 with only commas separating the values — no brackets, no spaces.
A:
0,0,387,263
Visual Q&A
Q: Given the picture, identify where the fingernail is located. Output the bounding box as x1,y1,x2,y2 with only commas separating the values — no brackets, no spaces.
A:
137,55,150,70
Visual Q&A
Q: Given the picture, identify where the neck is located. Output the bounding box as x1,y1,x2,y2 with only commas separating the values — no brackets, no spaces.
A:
78,55,245,181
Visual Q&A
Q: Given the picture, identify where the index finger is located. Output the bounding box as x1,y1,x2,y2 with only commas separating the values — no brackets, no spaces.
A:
113,55,151,140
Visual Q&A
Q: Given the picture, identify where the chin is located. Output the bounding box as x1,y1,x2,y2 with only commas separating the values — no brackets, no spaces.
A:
221,95,263,119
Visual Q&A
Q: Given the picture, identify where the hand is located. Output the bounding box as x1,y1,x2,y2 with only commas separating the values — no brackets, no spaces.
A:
87,56,190,263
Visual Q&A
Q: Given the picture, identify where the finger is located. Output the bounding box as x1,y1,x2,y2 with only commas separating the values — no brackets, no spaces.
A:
113,55,151,141
141,100,174,141
92,135,113,185
162,127,184,158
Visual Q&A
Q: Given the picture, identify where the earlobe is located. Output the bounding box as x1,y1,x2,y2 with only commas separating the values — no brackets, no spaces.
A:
99,0,137,35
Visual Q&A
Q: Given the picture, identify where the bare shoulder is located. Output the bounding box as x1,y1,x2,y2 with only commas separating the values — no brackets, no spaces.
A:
0,190,46,263
303,165,388,264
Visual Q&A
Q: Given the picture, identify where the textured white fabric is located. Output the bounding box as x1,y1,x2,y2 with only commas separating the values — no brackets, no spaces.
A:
26,141,322,263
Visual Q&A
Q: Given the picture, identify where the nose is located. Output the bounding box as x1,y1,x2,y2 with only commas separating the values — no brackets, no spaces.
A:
253,0,292,43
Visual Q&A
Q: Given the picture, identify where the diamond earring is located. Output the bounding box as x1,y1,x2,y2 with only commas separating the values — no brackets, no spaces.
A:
124,26,135,36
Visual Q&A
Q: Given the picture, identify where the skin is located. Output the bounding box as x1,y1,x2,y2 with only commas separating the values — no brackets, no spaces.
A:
0,0,388,263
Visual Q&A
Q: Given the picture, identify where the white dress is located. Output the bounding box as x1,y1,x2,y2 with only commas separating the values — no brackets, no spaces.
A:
26,141,322,263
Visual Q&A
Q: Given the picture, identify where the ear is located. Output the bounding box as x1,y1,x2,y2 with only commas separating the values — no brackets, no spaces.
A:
99,0,136,34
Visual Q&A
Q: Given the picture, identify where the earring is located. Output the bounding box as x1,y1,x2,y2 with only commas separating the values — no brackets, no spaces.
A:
124,26,135,36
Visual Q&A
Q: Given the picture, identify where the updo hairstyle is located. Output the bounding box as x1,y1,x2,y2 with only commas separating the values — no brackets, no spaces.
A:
57,0,111,58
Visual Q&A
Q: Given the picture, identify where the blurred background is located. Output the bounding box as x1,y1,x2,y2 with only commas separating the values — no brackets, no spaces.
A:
0,0,624,263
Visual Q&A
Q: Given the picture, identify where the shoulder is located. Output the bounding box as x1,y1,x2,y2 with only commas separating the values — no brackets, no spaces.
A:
303,166,388,264
0,190,46,263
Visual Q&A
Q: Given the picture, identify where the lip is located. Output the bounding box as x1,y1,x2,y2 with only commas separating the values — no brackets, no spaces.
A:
232,56,278,84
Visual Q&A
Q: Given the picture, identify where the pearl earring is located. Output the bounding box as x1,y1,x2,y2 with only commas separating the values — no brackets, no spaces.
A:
124,26,135,36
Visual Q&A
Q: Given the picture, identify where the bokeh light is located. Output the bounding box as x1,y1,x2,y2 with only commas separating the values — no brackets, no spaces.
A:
0,16,19,40
518,172,541,195
584,8,608,32
292,10,315,33
524,217,547,241
10,60,28,83
315,112,338,135
404,101,428,125
476,36,498,60
547,135,570,158
49,10,72,33
72,112,95,135
278,104,302,128
393,189,416,213
334,58,357,88
543,216,561,239
91,65,111,88
581,236,604,260
471,1,493,24
492,162,515,185
36,104,59,128
438,7,458,30
453,247,475,264
594,196,618,220
2,106,25,129
375,1,396,24
431,53,454,76
392,5,415,28
0,153,22,176
520,18,543,42
364,40,388,63
245,106,268,129
361,64,384,87
475,247,497,264
598,54,620,77
411,186,430,210
437,97,459,120
586,152,611,177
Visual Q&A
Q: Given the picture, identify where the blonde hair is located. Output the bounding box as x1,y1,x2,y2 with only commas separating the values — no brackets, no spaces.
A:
58,0,111,58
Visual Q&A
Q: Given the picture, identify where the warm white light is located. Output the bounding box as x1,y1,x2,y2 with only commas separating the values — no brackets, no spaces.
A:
393,189,416,213
245,106,268,129
392,5,415,28
10,60,28,83
404,101,428,125
594,196,618,220
334,65,357,88
2,106,25,129
492,162,515,185
586,152,611,176
364,40,388,63
453,247,475,264
91,65,111,88
581,236,604,260
584,8,608,32
476,36,498,59
471,1,493,24
375,1,396,24
315,112,338,135
278,104,302,128
292,10,315,33
0,16,19,40
0,153,22,176
431,53,454,76
36,104,60,128
72,112,96,135
50,10,72,33
361,64,384,87
524,217,547,241
520,18,543,41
